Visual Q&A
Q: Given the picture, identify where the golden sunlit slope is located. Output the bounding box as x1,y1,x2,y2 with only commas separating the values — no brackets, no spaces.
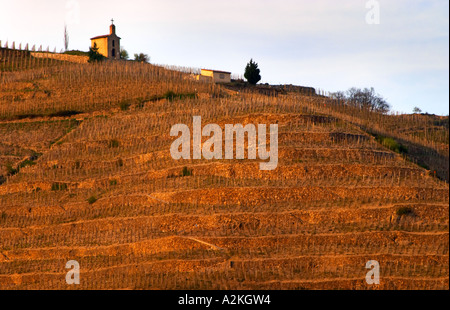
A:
0,54,448,290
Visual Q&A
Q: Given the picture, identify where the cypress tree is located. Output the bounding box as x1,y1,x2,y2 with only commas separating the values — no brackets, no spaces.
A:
244,58,261,85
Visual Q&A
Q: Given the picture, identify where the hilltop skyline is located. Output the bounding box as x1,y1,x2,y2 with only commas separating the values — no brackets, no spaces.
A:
1,0,448,115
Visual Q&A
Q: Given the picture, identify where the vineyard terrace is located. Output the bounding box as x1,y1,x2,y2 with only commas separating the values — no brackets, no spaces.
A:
170,116,278,171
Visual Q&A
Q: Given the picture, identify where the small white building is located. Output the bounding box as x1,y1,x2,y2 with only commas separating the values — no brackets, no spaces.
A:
196,69,231,83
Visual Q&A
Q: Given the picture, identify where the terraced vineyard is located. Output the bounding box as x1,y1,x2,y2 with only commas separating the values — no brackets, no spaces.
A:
0,56,448,290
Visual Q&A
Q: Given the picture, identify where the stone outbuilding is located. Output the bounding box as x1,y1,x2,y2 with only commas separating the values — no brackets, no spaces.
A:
196,69,231,83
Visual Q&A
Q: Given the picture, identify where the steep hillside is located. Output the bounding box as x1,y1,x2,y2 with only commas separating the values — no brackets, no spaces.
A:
0,55,448,290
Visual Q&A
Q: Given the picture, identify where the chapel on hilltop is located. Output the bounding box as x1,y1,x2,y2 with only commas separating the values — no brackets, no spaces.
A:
90,19,121,60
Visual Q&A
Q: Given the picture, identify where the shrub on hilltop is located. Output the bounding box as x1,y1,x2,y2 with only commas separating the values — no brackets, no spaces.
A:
88,43,105,63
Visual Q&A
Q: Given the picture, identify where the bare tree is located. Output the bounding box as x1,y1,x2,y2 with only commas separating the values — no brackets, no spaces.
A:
345,87,390,114
330,91,346,101
413,107,422,114
64,25,69,51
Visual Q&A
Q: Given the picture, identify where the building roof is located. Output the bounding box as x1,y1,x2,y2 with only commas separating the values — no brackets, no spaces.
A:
201,69,231,74
90,34,121,40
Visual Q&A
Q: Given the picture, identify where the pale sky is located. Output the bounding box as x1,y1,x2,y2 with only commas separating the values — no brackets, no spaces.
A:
1,0,448,115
